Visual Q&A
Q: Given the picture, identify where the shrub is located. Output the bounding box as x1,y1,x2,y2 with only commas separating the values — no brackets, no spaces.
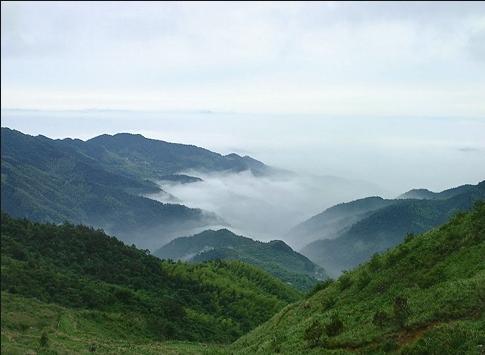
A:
395,245,410,259
386,251,400,266
306,279,334,298
393,296,410,328
374,280,388,294
400,321,483,354
339,273,352,290
416,268,445,289
39,330,49,348
382,338,398,352
304,320,324,347
356,271,371,290
325,314,344,337
368,253,381,272
372,310,390,327
321,295,337,310
271,333,284,353
404,233,415,243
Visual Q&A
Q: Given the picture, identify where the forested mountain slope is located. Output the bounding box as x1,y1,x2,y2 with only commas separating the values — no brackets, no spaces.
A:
155,229,327,291
1,128,270,248
398,183,482,200
84,133,270,178
1,213,300,353
299,181,485,276
287,196,394,249
233,202,485,354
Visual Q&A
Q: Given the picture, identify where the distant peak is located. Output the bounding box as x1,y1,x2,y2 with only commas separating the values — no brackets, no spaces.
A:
212,228,238,236
88,132,147,142
408,188,432,193
267,240,293,252
113,133,145,138
398,188,436,200
194,228,237,237
225,153,242,159
216,228,235,233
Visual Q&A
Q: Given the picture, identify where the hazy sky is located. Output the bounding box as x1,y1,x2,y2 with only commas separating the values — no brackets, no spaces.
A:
1,2,485,194
2,1,485,116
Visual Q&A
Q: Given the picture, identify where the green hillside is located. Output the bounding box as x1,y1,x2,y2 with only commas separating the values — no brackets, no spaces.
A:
232,202,485,354
1,128,228,249
1,214,301,353
159,174,204,184
155,229,327,291
287,196,394,249
398,184,482,200
1,293,227,355
397,188,438,200
84,133,270,178
1,128,273,249
300,181,485,276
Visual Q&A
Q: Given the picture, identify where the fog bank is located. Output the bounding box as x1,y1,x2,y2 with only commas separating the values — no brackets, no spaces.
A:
145,170,384,246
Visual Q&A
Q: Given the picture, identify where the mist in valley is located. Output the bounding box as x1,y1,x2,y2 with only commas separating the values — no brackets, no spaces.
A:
144,169,383,248
4,109,485,250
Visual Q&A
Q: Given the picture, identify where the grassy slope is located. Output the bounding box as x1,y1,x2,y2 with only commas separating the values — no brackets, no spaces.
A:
233,202,485,354
1,292,226,355
1,214,300,352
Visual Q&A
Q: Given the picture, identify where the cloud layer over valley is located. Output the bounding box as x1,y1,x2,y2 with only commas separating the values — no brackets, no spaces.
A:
145,170,384,247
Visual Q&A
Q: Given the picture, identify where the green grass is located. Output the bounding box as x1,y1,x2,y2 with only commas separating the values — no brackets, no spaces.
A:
1,292,227,354
232,202,485,354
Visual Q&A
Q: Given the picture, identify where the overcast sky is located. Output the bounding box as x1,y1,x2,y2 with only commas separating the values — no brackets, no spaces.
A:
1,2,485,194
2,1,485,116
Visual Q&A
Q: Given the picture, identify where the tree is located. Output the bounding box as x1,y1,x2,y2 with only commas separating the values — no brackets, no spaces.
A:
368,253,381,272
393,296,410,327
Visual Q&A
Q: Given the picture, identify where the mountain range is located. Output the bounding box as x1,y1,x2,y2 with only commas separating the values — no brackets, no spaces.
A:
286,196,394,249
293,181,485,276
0,127,270,249
2,126,484,353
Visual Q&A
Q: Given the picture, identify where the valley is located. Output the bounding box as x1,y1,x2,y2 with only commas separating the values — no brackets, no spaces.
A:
2,2,484,353
1,126,484,354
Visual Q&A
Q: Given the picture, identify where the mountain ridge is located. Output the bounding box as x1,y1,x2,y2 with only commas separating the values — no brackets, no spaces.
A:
299,180,485,276
155,228,328,291
1,127,271,248
286,196,394,249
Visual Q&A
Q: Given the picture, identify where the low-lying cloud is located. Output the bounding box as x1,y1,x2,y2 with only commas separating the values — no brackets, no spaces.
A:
145,170,383,247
